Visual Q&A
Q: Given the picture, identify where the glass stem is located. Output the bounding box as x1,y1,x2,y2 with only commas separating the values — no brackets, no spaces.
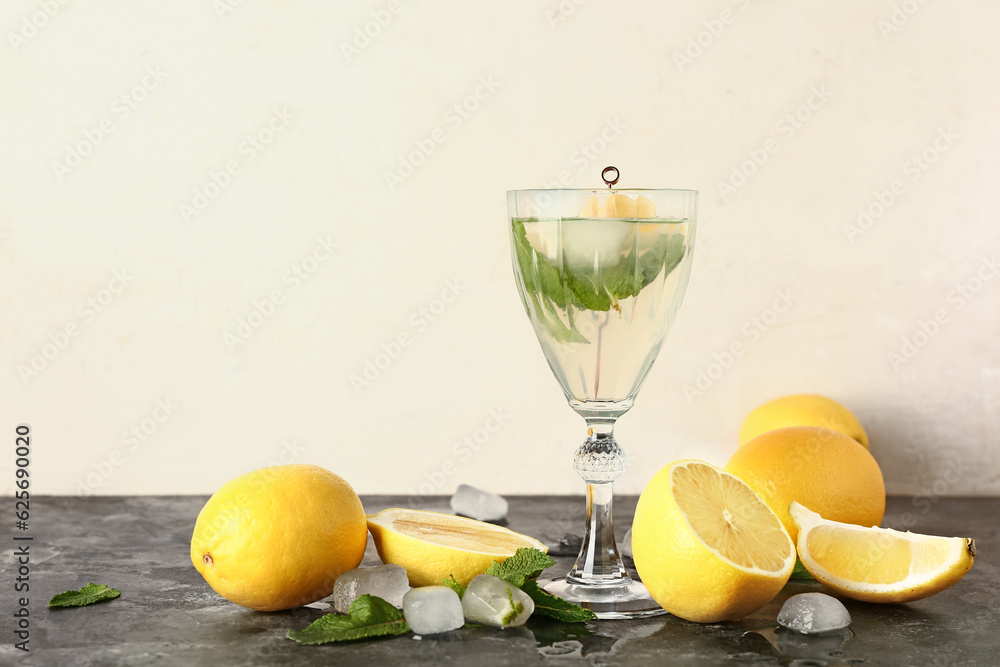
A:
568,419,630,585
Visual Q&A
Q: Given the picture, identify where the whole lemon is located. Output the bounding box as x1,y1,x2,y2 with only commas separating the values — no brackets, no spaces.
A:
190,464,367,611
724,426,885,543
739,394,869,448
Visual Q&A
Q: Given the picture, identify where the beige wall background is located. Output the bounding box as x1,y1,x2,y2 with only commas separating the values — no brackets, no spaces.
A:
2,0,998,499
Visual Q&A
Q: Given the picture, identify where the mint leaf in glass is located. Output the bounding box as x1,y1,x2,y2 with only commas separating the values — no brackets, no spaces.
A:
605,231,686,301
286,594,409,644
511,217,688,333
49,583,121,608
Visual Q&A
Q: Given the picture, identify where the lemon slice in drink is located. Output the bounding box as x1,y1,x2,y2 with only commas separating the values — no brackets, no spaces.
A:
367,509,548,587
632,460,795,622
790,502,975,603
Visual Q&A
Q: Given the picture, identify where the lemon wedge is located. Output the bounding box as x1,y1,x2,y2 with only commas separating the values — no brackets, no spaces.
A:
791,502,975,603
600,193,637,218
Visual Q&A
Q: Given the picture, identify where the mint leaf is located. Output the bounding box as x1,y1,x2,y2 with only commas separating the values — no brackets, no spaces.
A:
484,547,555,588
605,231,686,301
501,587,525,626
511,218,689,335
286,595,409,644
49,583,120,608
565,270,612,312
521,580,597,622
527,291,589,344
791,559,815,580
512,221,574,308
482,548,597,623
512,220,591,343
443,575,466,599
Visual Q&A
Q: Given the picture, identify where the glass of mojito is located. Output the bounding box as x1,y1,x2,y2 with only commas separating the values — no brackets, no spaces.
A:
507,172,698,618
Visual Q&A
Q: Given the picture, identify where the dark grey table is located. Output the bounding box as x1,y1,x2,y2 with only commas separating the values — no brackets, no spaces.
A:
2,495,997,666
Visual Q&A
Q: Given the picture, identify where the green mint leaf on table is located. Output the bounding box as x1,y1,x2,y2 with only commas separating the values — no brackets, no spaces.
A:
443,575,466,599
520,580,598,622
286,595,409,645
484,547,556,588
484,548,597,622
49,583,121,608
791,559,815,580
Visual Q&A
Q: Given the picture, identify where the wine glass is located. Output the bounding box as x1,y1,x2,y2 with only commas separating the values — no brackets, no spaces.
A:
507,169,697,618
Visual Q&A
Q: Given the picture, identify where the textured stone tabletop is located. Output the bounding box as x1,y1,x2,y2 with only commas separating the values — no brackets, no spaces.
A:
2,495,998,666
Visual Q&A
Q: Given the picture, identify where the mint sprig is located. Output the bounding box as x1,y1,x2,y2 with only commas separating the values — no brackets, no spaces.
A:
49,583,121,608
286,595,409,644
511,218,687,343
288,548,595,646
484,548,556,588
442,575,466,599
520,580,597,623
484,548,597,622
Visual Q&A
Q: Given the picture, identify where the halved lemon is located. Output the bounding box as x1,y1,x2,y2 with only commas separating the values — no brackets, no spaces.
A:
790,502,975,603
367,508,548,587
632,460,795,622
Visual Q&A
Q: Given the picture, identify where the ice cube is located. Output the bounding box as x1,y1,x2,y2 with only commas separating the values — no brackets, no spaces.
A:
777,592,851,635
561,219,635,270
619,527,633,559
333,564,411,613
402,586,464,635
461,574,534,628
450,484,509,522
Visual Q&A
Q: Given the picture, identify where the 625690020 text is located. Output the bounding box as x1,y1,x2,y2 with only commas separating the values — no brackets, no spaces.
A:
13,424,32,652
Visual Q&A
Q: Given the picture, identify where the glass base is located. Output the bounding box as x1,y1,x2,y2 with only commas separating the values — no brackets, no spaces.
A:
540,577,669,620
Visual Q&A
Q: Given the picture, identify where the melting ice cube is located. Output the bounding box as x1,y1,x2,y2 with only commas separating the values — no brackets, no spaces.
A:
402,586,464,635
450,484,509,522
333,564,411,613
560,219,635,271
777,592,851,635
461,574,534,628
619,527,633,560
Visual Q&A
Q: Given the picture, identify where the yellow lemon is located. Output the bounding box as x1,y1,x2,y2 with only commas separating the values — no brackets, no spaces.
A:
367,508,547,586
632,460,795,623
791,502,975,603
579,195,599,217
740,394,869,448
635,195,657,218
579,193,650,219
190,464,367,611
724,426,885,543
600,193,637,218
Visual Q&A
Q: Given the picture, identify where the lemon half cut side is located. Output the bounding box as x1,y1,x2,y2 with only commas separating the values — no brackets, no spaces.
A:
367,508,548,587
632,460,795,623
